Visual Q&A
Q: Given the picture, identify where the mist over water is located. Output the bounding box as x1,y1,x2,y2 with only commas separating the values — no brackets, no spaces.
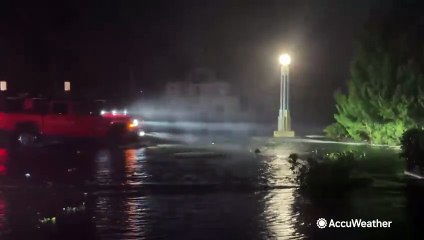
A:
127,98,325,139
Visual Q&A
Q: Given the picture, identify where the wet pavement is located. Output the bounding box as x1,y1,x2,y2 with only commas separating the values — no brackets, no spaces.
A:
0,136,422,239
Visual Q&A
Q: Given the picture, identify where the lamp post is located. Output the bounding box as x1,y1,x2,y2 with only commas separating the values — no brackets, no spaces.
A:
274,53,295,137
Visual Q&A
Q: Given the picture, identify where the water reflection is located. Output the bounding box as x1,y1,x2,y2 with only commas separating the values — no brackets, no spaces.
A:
0,148,8,176
93,149,129,186
0,142,420,239
90,145,267,187
0,194,7,233
262,189,304,239
124,149,148,185
123,197,151,239
125,149,138,179
94,149,113,185
256,153,294,187
95,195,153,239
94,193,264,239
0,184,306,239
90,188,312,240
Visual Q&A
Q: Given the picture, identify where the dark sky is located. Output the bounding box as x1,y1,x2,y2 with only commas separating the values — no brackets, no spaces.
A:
0,0,383,127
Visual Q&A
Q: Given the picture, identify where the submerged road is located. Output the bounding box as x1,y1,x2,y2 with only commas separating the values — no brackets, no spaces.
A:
0,135,420,239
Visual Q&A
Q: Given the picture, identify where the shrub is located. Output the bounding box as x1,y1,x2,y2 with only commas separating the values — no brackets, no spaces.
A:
323,123,347,140
287,151,359,197
400,128,424,173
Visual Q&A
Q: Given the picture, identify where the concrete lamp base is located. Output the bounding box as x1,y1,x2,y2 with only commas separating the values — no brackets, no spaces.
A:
273,130,295,138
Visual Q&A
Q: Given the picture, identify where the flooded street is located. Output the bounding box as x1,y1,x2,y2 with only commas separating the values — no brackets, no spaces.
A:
0,138,422,239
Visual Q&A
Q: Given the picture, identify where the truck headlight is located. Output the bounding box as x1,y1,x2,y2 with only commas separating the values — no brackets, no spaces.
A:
129,119,139,128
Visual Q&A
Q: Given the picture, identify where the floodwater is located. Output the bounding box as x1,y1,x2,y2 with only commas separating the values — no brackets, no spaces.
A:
0,138,422,240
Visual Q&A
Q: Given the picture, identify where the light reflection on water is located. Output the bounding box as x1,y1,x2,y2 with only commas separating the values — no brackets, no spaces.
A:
0,195,7,232
94,149,113,185
91,145,267,186
88,145,307,239
95,195,153,240
0,142,420,239
262,190,304,240
93,189,302,240
124,149,149,185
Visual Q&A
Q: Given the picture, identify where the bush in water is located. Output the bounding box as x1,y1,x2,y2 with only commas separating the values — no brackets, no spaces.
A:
288,151,359,197
400,128,424,173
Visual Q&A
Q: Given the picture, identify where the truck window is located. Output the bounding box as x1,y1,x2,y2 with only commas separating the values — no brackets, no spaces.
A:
2,99,24,113
51,102,68,115
73,102,101,116
33,99,49,114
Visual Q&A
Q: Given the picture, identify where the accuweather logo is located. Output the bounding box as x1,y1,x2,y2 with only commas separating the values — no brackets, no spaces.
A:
316,218,327,229
316,218,392,229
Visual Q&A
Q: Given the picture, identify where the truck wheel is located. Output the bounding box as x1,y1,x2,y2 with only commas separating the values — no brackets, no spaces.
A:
17,132,38,146
13,126,39,148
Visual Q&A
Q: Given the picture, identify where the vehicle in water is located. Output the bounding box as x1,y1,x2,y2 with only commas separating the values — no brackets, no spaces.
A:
0,96,145,150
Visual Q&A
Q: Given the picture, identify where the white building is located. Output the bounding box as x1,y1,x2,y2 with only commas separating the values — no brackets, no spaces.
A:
163,68,253,122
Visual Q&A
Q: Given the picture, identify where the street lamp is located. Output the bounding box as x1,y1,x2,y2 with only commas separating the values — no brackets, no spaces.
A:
279,54,291,66
274,53,295,137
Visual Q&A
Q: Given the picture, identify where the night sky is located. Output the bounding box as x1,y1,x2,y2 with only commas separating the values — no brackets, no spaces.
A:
0,0,383,128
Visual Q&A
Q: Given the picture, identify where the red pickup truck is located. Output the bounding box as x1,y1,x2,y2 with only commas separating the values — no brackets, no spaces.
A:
0,97,144,149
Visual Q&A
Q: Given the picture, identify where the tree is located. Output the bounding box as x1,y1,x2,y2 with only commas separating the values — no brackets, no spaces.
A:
326,2,424,145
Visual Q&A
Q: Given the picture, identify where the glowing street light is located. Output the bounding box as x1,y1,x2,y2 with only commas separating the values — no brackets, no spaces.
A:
279,54,291,66
274,53,295,137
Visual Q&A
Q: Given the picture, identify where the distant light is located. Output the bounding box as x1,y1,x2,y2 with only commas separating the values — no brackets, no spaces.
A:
112,110,117,116
279,54,291,66
64,81,71,92
100,110,106,115
0,81,7,91
25,173,31,178
138,131,145,137
124,109,128,115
